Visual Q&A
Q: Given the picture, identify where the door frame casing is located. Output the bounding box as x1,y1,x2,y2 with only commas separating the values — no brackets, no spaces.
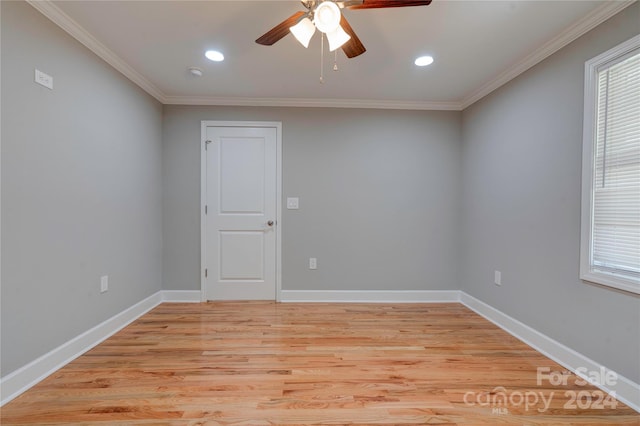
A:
200,121,283,302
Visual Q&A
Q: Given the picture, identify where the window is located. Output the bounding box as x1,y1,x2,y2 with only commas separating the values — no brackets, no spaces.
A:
581,35,640,294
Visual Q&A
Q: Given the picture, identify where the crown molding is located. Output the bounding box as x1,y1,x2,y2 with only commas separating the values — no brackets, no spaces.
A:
28,0,635,111
26,0,167,103
163,95,463,111
460,0,637,109
27,0,457,111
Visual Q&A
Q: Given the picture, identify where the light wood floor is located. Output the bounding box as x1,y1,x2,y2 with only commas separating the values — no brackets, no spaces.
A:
1,302,638,425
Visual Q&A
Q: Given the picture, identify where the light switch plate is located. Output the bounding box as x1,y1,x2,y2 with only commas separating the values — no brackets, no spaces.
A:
35,69,53,90
287,197,299,209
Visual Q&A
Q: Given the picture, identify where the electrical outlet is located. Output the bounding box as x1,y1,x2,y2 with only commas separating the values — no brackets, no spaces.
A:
35,69,53,90
309,258,317,270
100,275,109,293
494,270,502,286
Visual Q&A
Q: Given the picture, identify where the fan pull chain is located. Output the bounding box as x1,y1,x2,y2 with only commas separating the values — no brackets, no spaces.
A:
333,50,338,71
320,33,325,84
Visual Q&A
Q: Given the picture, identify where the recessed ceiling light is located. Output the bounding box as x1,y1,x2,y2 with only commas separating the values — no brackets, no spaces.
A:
415,55,434,67
205,50,224,62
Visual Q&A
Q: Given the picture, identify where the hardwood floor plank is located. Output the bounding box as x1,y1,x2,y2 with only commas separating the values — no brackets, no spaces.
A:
1,302,637,425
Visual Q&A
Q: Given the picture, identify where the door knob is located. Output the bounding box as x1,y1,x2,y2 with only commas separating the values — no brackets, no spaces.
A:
267,220,274,227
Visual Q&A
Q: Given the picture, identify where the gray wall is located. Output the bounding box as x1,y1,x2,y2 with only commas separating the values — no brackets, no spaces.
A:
1,1,163,375
163,106,462,292
2,0,638,390
461,3,640,383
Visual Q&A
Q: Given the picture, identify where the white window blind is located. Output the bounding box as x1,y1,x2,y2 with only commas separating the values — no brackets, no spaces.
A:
592,52,640,280
581,36,640,294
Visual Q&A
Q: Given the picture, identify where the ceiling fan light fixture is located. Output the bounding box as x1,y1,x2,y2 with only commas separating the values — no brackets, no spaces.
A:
290,17,316,48
326,25,351,52
314,1,341,34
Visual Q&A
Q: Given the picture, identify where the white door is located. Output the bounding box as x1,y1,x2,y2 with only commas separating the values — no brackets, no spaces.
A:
203,124,279,300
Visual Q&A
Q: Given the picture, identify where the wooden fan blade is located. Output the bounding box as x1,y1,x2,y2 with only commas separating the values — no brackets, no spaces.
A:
340,15,366,58
256,11,306,45
347,0,432,9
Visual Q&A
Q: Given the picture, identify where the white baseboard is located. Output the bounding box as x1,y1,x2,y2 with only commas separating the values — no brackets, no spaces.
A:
460,292,640,413
0,289,202,406
0,291,163,406
3,287,637,414
280,289,461,303
161,290,202,302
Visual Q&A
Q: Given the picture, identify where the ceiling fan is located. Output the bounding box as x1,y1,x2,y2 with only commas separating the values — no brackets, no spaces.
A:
256,0,433,59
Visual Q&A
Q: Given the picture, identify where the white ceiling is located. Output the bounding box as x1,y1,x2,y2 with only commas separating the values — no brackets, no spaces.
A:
36,0,632,109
